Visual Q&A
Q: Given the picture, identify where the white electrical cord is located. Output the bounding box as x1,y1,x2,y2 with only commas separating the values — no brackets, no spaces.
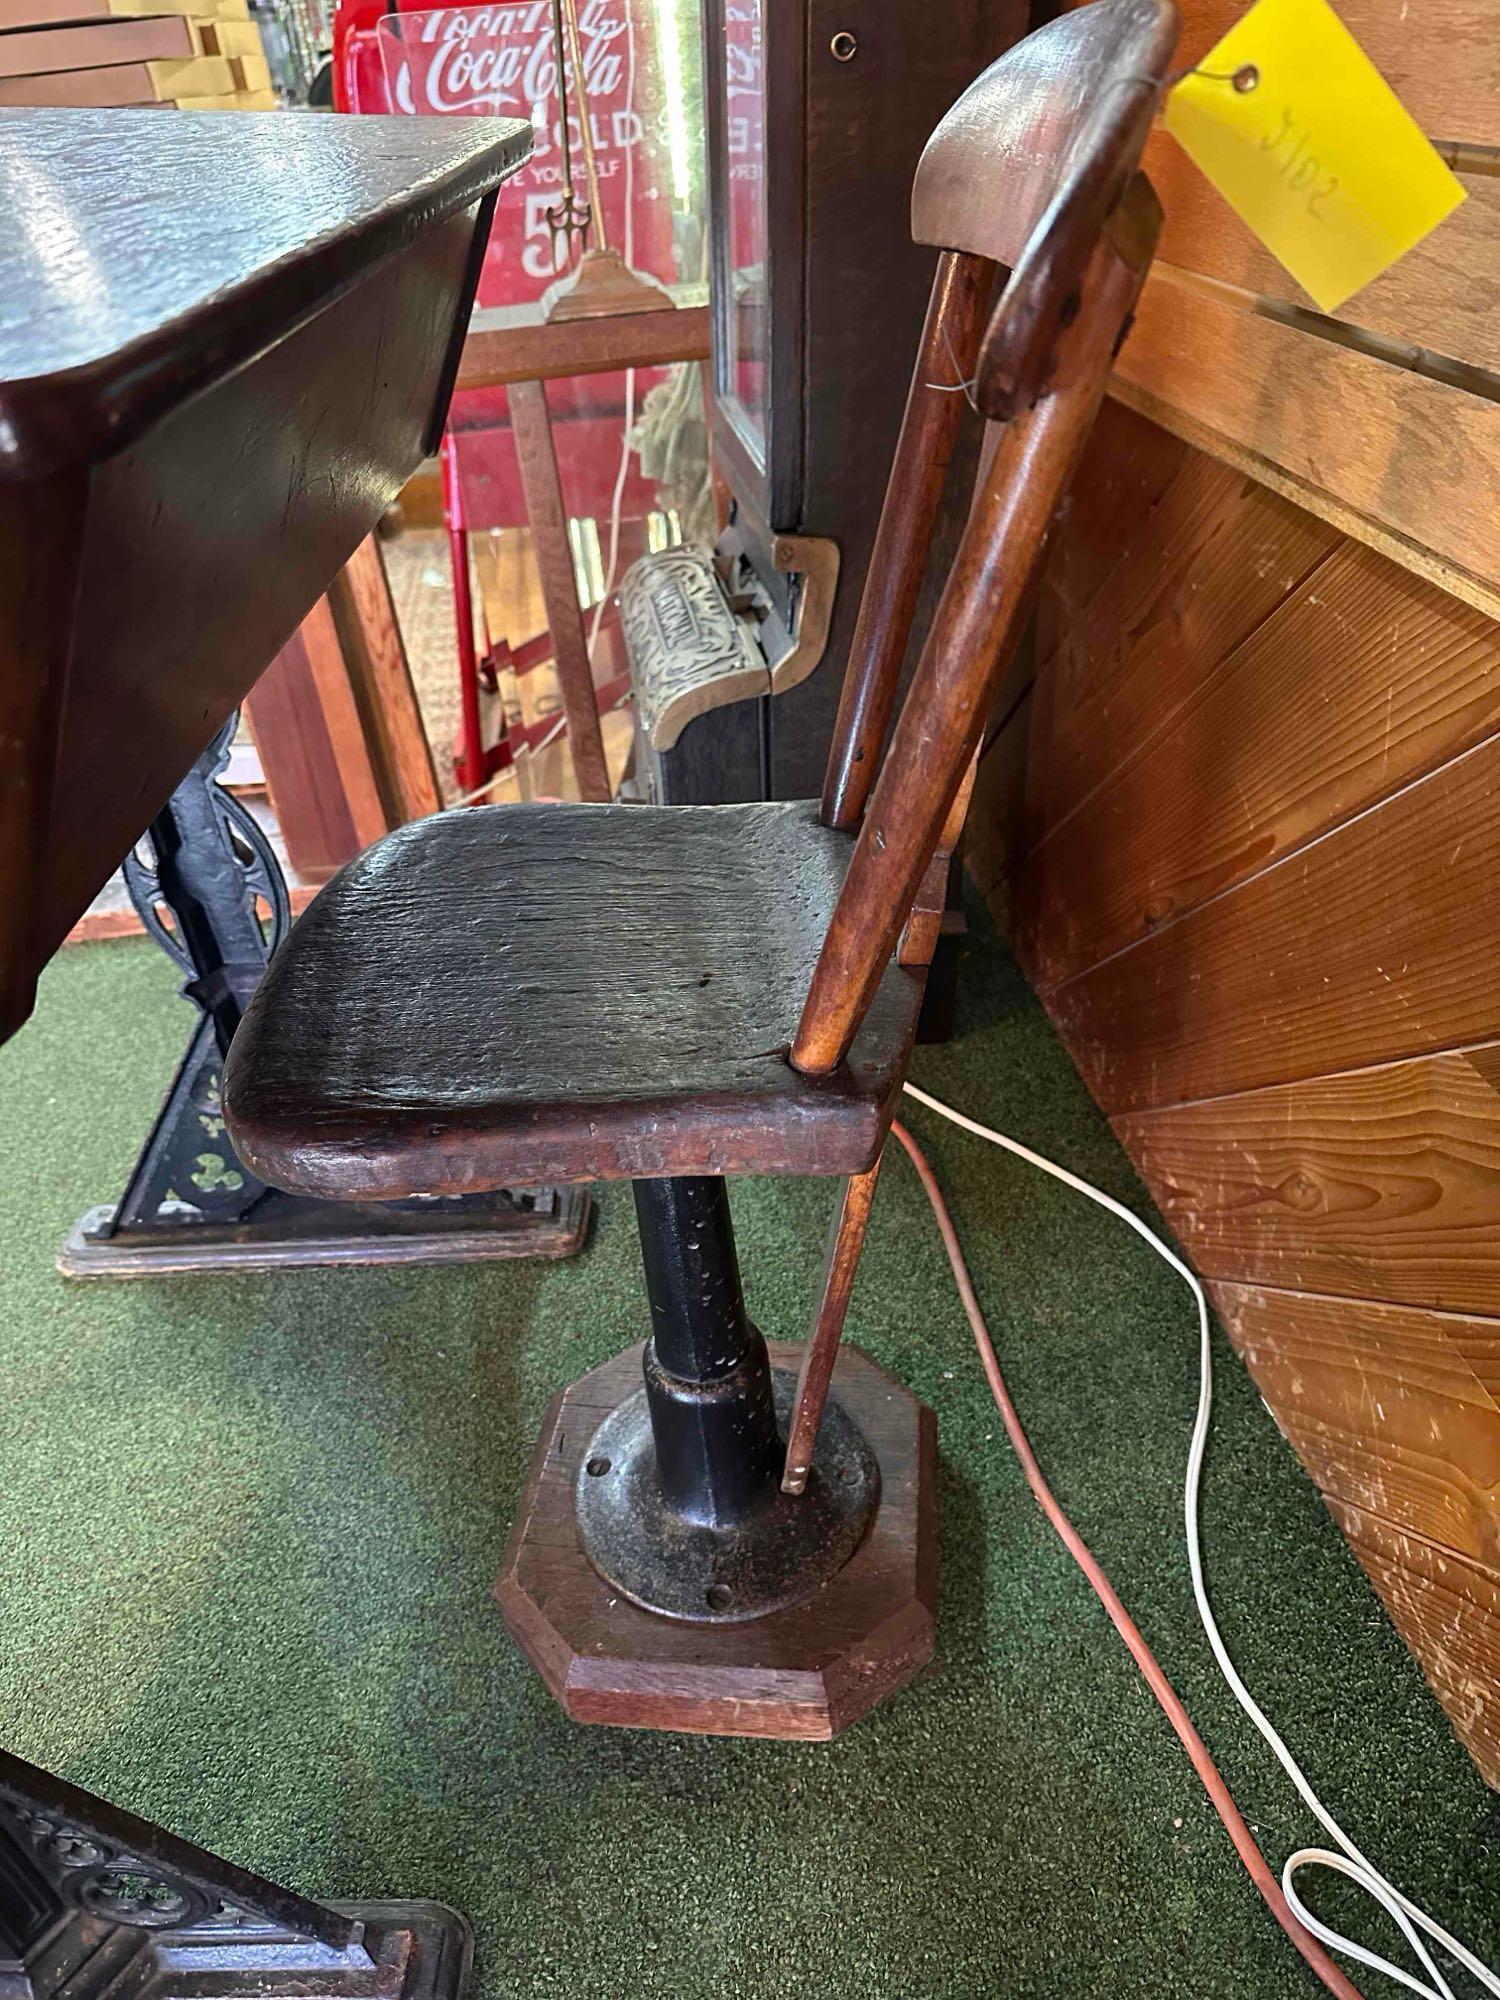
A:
901,1078,1500,2000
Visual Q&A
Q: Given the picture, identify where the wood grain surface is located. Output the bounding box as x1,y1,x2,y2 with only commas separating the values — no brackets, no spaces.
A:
245,611,372,885
1329,1496,1500,1784
1024,448,1339,854
36,213,477,976
969,376,1500,1784
509,377,611,802
795,180,1160,1076
0,107,529,479
1213,1282,1500,1569
1118,1046,1500,1318
252,535,445,886
783,1161,884,1495
1038,395,1191,656
1051,726,1500,1112
1144,132,1500,371
1073,0,1500,622
911,0,1177,272
1016,539,1500,990
822,251,994,831
224,801,924,1194
1114,274,1500,611
1,110,528,1042
458,299,709,390
327,536,443,824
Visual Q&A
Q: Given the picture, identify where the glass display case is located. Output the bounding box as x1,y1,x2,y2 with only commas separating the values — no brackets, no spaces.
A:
714,0,768,472
696,0,1027,796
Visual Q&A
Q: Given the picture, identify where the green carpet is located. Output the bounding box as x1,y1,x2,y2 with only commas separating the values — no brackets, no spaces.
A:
2,912,1495,1997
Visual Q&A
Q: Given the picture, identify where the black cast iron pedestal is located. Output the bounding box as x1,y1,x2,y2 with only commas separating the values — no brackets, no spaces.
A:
497,1175,937,1739
576,1177,881,1623
0,1750,470,2000
60,717,588,1277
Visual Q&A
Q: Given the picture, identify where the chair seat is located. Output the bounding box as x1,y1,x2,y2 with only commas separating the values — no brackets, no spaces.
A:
222,800,925,1197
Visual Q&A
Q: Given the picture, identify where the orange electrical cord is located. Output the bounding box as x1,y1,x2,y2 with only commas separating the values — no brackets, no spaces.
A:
888,1117,1366,2000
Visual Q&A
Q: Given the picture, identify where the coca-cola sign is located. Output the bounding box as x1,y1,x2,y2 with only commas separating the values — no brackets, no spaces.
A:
391,0,622,117
376,0,680,304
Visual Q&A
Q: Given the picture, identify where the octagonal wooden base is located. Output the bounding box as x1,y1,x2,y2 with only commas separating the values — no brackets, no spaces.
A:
495,1340,936,1739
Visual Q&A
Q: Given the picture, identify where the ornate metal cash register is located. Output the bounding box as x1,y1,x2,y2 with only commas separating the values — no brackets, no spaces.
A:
621,0,1028,807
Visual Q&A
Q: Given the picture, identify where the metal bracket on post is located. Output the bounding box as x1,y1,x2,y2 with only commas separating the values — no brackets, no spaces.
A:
766,534,840,695
60,714,589,1277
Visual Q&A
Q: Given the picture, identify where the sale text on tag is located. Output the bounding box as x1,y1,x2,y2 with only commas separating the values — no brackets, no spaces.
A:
1162,0,1466,315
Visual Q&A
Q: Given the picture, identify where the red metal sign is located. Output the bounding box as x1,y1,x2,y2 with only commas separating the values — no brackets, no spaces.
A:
375,0,681,309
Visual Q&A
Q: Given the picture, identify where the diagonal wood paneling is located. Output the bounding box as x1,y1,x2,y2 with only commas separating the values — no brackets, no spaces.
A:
1113,276,1500,620
1215,1280,1500,1785
1015,539,1500,992
1120,1047,1500,1317
1212,1282,1500,1573
1037,397,1192,661
972,320,1500,1781
1025,449,1339,853
1050,727,1500,1113
1144,131,1500,371
1328,1497,1500,1785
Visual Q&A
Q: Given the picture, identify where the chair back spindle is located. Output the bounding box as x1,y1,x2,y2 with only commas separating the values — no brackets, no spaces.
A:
795,0,1179,1078
821,249,997,832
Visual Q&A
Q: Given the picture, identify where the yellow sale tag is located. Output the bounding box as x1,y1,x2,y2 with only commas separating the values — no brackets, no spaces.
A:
1163,0,1466,314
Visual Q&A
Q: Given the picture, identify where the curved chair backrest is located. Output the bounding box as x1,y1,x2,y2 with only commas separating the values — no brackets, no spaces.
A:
913,0,1177,280
795,0,1178,1078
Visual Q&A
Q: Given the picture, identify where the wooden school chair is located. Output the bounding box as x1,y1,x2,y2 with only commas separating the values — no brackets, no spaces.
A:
223,0,1180,1740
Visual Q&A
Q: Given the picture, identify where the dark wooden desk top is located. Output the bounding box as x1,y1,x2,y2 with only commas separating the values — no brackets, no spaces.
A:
0,108,531,481
1,107,531,1042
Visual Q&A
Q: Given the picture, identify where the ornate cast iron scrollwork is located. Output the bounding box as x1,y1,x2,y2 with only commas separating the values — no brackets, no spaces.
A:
121,715,291,998
60,712,589,1274
619,545,769,752
0,1760,332,1944
0,1750,473,2000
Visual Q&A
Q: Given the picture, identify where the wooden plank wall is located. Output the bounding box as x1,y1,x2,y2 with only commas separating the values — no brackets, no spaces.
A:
1114,0,1500,625
968,1,1500,1787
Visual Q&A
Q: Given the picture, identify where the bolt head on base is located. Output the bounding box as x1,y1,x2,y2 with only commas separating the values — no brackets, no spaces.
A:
496,1340,936,1740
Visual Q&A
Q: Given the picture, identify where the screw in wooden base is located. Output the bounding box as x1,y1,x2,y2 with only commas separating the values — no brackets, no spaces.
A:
495,1340,936,1740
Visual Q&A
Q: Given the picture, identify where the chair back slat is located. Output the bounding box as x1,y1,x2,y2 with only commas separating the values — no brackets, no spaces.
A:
820,249,996,832
820,0,1177,849
794,153,1168,1078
